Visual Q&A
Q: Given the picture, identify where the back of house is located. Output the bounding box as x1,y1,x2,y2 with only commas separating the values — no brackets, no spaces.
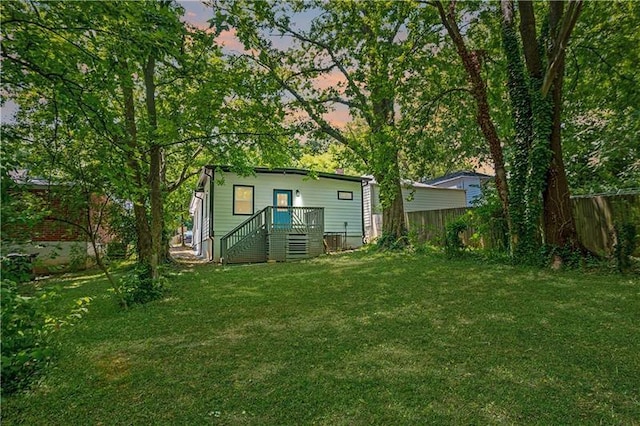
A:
423,171,493,207
190,166,366,263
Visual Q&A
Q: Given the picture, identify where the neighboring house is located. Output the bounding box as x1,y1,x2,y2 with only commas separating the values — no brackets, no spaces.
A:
363,177,467,240
190,166,368,264
1,172,107,272
422,171,493,206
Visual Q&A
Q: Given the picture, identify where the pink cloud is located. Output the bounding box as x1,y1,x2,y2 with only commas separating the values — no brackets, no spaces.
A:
215,28,248,54
286,104,350,130
324,104,351,129
313,70,347,91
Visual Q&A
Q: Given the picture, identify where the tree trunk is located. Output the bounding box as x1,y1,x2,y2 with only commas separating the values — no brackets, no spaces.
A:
502,0,544,258
436,1,512,243
542,1,580,250
120,64,152,265
377,164,407,245
370,82,407,247
144,54,163,280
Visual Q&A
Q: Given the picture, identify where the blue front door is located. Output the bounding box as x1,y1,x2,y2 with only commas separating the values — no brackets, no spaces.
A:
273,189,292,227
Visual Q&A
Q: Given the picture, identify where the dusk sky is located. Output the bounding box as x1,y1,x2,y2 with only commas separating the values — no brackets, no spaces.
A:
178,0,352,127
0,2,350,127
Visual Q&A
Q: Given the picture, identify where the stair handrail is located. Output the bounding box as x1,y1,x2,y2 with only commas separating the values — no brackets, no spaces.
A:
220,207,268,263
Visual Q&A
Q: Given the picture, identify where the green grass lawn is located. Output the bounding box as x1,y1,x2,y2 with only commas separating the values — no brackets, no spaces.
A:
3,251,639,425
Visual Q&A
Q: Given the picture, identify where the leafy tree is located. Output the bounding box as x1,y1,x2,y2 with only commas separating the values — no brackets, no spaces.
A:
435,0,587,262
212,0,450,247
562,1,640,193
434,1,513,246
502,0,584,256
2,1,293,280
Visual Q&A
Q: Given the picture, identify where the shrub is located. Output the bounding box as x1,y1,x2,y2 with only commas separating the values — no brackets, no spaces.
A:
1,279,53,394
1,254,36,283
444,218,468,259
613,222,638,273
106,242,128,259
376,231,409,251
118,264,166,307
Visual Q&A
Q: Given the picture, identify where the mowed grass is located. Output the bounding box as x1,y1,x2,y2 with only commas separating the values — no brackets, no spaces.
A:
3,251,639,425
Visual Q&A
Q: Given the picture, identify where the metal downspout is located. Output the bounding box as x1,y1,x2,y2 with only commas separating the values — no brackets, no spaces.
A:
204,167,214,262
193,192,204,257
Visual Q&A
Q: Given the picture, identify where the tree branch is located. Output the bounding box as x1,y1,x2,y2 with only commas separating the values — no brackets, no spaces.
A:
541,0,584,96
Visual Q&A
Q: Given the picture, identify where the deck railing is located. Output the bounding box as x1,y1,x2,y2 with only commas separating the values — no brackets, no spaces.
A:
220,207,268,263
267,206,324,233
220,206,324,263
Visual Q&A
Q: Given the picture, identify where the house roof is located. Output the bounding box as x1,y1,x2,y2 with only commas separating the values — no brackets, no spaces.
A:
196,165,369,191
8,170,56,189
363,175,465,192
422,171,493,186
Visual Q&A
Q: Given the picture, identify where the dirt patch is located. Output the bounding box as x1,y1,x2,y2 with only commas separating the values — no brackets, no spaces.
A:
169,245,208,264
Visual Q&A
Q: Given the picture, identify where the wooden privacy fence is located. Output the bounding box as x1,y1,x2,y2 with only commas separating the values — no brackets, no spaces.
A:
405,193,640,256
406,207,469,245
571,193,640,257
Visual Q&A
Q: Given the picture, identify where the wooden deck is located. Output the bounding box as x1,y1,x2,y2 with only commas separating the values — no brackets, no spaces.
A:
221,207,325,264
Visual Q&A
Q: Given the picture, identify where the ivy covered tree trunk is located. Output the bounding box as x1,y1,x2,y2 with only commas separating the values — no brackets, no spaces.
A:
508,0,583,258
501,0,545,258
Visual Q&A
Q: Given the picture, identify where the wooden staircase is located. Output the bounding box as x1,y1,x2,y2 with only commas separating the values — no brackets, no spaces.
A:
220,207,324,264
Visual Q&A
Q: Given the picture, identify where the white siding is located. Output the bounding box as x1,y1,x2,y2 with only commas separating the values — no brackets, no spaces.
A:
401,186,466,212
210,171,364,261
364,182,466,239
429,176,483,206
363,183,372,230
190,192,204,256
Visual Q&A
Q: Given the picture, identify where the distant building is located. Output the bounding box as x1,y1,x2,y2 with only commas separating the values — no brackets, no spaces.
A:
422,171,493,207
362,177,467,241
2,171,115,272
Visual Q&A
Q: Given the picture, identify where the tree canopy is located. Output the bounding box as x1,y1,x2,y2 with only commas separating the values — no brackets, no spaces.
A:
2,0,637,267
2,0,296,280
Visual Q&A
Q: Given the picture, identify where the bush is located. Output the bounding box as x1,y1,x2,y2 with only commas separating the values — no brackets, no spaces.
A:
1,254,36,283
106,242,128,259
1,279,53,394
118,264,166,307
613,222,638,273
444,218,468,259
376,231,409,251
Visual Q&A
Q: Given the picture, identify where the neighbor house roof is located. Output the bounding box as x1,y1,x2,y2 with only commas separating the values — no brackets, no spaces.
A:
363,175,465,192
422,171,493,186
8,170,59,189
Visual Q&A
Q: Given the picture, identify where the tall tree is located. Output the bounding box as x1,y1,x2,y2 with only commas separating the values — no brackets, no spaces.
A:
2,1,292,277
502,0,584,254
434,1,513,245
213,0,445,246
435,0,585,260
